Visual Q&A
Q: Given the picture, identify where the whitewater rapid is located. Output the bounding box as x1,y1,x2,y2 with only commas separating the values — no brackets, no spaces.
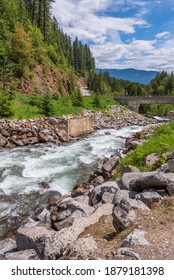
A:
0,126,143,233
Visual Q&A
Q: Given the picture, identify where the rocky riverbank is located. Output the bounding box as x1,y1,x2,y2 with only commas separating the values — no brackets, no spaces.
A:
2,123,174,260
0,105,157,149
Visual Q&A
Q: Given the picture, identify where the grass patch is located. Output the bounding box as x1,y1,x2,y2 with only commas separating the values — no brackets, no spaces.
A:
119,121,174,171
9,92,119,119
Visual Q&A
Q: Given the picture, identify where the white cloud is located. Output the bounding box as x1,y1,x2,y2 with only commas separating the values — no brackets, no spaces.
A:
52,0,174,72
155,31,170,39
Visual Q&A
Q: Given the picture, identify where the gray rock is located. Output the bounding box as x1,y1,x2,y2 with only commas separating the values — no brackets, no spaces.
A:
166,183,174,195
113,189,139,205
168,159,174,173
122,165,140,173
91,176,104,186
57,130,69,142
57,197,95,216
121,172,174,191
102,156,120,173
122,229,150,247
67,235,97,259
5,249,39,260
145,153,159,166
16,221,55,258
117,247,140,260
44,203,113,259
135,190,162,208
121,172,140,190
51,198,95,230
125,140,143,150
0,239,17,255
112,206,136,231
117,196,149,212
53,209,88,231
90,181,119,205
37,208,51,224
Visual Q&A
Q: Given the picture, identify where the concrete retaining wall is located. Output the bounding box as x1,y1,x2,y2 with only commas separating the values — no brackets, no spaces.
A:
67,117,92,137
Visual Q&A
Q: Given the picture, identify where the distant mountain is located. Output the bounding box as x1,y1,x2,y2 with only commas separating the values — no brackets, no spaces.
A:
96,68,158,84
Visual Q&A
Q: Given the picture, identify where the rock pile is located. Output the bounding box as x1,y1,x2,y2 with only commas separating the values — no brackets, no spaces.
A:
0,105,157,149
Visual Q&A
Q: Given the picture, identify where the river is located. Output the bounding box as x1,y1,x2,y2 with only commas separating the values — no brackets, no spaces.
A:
0,125,143,237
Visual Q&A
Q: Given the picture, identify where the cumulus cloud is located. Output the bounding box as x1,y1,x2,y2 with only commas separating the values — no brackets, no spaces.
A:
53,0,174,71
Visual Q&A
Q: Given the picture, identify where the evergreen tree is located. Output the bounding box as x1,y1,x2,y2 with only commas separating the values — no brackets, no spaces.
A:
41,89,54,116
72,88,83,107
0,92,13,118
92,92,101,107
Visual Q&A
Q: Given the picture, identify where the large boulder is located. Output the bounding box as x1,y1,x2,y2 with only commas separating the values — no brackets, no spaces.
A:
90,181,119,205
135,190,162,208
44,203,113,259
116,196,149,212
113,189,138,205
51,197,95,230
102,156,120,173
121,172,174,191
112,207,136,232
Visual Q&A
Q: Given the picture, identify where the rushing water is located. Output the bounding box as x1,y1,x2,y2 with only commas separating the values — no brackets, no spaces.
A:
0,125,143,236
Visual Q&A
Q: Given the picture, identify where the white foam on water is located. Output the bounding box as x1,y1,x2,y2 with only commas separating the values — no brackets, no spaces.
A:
0,126,143,197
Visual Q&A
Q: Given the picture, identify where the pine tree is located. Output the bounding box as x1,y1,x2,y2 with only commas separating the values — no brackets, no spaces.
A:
0,92,13,118
72,88,84,107
41,88,54,116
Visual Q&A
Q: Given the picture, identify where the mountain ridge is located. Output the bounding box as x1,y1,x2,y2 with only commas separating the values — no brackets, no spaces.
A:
96,68,158,84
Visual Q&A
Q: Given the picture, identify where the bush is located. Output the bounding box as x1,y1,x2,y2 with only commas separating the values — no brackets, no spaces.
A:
0,92,13,118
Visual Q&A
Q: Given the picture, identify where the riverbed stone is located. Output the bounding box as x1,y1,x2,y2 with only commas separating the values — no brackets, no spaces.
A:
102,156,120,173
145,153,159,166
112,207,136,232
91,176,104,186
168,159,174,173
66,235,97,259
57,130,69,142
135,190,162,208
121,229,150,247
166,183,174,195
0,238,17,255
122,165,140,173
117,247,140,260
121,172,174,191
90,181,119,205
5,249,39,260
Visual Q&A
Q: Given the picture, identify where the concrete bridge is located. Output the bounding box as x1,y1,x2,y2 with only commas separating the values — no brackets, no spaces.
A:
115,96,174,111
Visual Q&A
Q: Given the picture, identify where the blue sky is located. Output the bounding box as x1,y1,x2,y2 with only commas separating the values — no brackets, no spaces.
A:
53,0,174,71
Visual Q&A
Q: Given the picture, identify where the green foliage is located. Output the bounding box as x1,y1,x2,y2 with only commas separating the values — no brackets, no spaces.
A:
72,88,84,107
92,93,101,107
41,89,54,116
0,91,13,118
120,121,174,171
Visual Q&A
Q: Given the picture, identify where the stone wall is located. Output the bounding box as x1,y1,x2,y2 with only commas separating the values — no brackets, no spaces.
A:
67,117,92,137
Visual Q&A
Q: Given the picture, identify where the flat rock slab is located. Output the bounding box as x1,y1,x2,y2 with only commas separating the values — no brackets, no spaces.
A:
0,238,17,255
122,229,150,247
66,235,97,259
5,249,39,260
